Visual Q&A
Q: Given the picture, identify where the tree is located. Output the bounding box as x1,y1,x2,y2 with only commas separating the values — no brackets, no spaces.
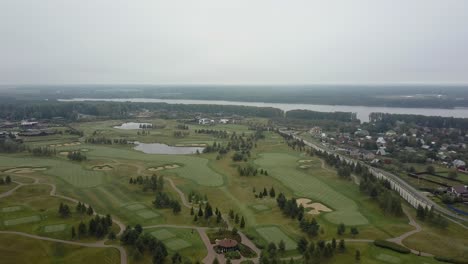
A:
78,221,87,237
5,175,11,184
172,201,181,214
416,205,426,221
71,226,76,239
426,165,435,174
87,206,94,215
448,171,458,179
240,216,245,228
269,187,276,198
190,207,194,215
350,227,359,237
171,252,182,264
135,224,143,234
355,250,361,261
108,231,116,240
297,237,308,254
331,238,337,249
198,207,204,217
229,209,234,219
235,213,239,224
278,239,286,253
212,258,219,264
231,227,238,236
337,223,346,235
339,239,346,252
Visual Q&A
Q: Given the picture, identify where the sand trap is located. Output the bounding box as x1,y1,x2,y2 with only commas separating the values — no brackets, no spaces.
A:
297,198,332,215
298,160,313,163
93,165,113,171
148,164,180,171
59,151,69,156
299,165,311,169
175,143,206,147
63,142,81,147
81,148,89,152
4,167,47,174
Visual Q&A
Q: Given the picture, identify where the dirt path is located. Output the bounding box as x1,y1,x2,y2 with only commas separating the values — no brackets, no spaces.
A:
0,230,127,264
165,177,191,208
0,174,127,264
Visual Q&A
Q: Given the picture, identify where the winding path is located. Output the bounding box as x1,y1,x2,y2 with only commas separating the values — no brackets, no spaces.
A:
0,174,128,264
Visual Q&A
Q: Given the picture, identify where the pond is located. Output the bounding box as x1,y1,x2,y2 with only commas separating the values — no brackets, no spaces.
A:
133,142,204,155
114,122,152,130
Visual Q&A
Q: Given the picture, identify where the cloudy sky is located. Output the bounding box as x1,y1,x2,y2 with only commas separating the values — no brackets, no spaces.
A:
1,0,467,85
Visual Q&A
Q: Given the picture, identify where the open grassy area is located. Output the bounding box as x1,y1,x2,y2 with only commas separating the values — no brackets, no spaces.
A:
255,152,369,226
0,233,120,264
255,226,297,250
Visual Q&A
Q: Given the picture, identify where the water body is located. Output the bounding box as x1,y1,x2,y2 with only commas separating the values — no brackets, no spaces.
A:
59,98,468,122
114,122,152,130
134,142,204,155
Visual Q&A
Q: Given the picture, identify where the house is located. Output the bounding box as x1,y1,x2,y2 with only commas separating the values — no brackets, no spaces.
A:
376,137,386,147
453,160,466,169
385,130,397,137
376,147,387,156
309,126,322,135
198,118,214,125
449,185,468,199
421,144,430,150
215,238,239,253
20,121,38,129
362,152,376,160
219,119,229,124
354,129,370,138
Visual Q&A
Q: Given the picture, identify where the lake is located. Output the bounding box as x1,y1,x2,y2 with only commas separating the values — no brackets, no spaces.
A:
134,142,204,155
59,98,468,122
114,122,152,129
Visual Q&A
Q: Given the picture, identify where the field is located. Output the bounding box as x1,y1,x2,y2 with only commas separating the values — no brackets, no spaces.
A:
255,152,368,225
255,226,297,250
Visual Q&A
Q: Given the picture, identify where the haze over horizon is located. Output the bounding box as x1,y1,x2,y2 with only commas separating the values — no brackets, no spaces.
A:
1,0,468,85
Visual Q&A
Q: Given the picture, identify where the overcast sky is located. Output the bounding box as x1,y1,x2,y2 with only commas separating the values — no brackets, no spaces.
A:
1,0,468,85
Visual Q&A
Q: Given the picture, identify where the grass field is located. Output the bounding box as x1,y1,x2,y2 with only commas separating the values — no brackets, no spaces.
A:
255,152,368,225
44,224,67,233
0,233,120,264
255,226,297,250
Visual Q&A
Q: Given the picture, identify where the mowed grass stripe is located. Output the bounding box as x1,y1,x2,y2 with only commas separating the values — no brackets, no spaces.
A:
256,226,296,250
4,215,41,226
255,153,368,225
100,186,131,205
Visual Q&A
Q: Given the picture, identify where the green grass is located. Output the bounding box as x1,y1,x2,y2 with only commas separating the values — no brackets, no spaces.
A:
124,203,146,211
150,229,176,240
1,206,22,213
251,204,270,212
165,238,192,250
255,226,296,250
4,215,41,226
0,233,120,264
136,210,160,219
43,224,67,233
255,152,368,225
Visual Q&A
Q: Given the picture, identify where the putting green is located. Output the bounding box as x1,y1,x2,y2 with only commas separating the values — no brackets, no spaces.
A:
165,238,191,251
136,210,160,219
43,224,67,233
150,229,176,240
124,204,146,211
1,206,22,213
4,215,41,226
256,226,296,250
255,153,368,225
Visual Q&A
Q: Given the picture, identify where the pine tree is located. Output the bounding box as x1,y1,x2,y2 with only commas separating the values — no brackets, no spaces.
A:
278,239,286,252
5,175,11,184
339,239,346,252
235,213,240,224
87,206,94,216
355,250,361,261
190,207,194,215
297,237,308,254
240,216,245,228
269,187,276,198
71,226,76,239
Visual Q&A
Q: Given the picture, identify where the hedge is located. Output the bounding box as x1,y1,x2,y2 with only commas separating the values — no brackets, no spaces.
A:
434,256,468,264
373,240,411,254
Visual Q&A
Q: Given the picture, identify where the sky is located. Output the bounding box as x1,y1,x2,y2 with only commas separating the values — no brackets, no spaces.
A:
1,0,468,85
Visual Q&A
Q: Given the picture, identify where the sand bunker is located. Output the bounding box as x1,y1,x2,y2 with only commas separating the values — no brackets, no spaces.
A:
297,198,332,215
93,165,113,171
4,167,47,174
299,165,311,169
81,148,89,152
50,142,81,147
175,143,206,147
148,164,180,171
59,151,69,156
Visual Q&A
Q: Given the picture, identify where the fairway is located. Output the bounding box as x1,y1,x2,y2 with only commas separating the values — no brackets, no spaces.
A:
165,238,191,251
87,145,224,186
150,229,176,240
0,156,106,188
256,226,296,250
44,224,67,233
124,203,146,211
251,204,270,212
1,206,22,213
255,153,368,225
376,253,402,264
4,215,41,226
136,210,160,219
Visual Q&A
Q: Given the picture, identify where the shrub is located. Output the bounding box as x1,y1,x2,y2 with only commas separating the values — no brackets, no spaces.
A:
434,256,468,264
373,240,410,254
225,251,241,259
239,244,257,258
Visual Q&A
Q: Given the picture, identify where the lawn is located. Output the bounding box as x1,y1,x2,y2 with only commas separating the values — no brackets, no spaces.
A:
255,226,297,250
0,233,120,264
255,152,368,225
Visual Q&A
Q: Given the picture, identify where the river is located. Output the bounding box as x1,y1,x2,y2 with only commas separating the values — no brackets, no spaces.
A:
59,98,468,122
